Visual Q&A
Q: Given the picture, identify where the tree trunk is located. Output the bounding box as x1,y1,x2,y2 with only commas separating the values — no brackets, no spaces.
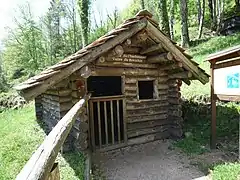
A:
179,0,190,47
169,0,175,40
78,0,90,47
208,0,213,23
197,0,202,25
158,0,170,37
212,0,217,30
198,0,205,39
141,0,145,9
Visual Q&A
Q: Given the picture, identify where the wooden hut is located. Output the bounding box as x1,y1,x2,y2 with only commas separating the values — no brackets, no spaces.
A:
15,10,209,152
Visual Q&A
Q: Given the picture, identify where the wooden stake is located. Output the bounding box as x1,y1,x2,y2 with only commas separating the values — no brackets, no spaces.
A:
210,62,216,149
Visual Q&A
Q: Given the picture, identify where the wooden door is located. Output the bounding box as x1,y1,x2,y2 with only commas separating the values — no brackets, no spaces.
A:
89,95,127,151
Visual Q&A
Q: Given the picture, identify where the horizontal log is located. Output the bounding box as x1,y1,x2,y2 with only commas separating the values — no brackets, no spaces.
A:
128,125,172,138
140,44,164,55
168,97,181,105
147,52,174,63
71,128,88,140
125,92,137,98
157,84,169,90
168,91,181,98
92,67,162,76
127,131,170,145
158,90,168,95
96,61,158,69
125,78,137,84
126,100,168,110
60,102,73,112
159,62,183,70
158,76,168,83
53,79,69,88
169,105,182,110
124,68,164,76
127,107,168,117
169,71,193,79
73,120,89,133
127,114,167,123
127,119,178,131
45,89,72,97
168,116,183,122
169,109,182,117
72,91,79,98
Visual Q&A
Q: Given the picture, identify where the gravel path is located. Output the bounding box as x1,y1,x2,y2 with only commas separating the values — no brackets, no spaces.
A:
93,140,206,180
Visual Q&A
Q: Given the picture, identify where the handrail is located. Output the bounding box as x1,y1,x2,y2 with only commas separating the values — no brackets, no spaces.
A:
16,94,91,180
90,95,124,102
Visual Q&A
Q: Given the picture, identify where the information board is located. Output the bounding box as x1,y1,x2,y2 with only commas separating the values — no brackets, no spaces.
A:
214,65,240,95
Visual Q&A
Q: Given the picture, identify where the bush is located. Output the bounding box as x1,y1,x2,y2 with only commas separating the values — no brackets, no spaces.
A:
0,92,26,112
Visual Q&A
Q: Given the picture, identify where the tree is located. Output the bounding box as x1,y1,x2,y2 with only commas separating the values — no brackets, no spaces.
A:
169,0,175,40
198,0,205,39
179,0,190,47
141,0,145,9
158,0,170,37
78,0,91,47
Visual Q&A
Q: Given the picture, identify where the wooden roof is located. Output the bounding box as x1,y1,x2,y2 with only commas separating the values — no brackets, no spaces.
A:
15,10,209,101
207,45,240,62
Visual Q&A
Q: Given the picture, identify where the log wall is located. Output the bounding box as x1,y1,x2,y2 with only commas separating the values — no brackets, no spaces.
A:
38,76,89,152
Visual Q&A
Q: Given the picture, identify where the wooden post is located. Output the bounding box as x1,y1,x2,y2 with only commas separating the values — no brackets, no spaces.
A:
211,61,217,149
239,114,240,160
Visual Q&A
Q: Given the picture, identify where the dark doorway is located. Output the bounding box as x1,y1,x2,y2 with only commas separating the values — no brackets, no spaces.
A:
87,76,125,150
87,76,122,97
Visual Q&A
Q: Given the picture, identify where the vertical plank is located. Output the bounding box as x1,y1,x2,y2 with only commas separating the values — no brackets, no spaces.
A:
116,100,121,142
110,100,115,144
123,99,127,142
210,62,216,149
89,101,95,150
97,101,102,148
104,101,108,145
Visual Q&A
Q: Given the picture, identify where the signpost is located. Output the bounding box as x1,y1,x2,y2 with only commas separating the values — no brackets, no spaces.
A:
208,49,240,150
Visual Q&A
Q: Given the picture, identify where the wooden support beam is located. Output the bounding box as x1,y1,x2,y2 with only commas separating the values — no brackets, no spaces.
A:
16,94,90,180
159,62,183,70
183,79,191,85
147,52,174,63
169,71,192,79
140,44,164,54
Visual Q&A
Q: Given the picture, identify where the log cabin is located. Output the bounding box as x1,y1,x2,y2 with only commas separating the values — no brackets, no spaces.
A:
15,10,209,152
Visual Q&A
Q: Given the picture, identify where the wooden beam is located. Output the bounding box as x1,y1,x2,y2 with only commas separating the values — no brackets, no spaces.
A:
210,62,216,149
18,18,148,101
145,21,209,84
169,71,192,79
140,44,164,54
159,62,183,70
147,52,173,63
183,79,191,85
214,56,240,69
16,94,91,180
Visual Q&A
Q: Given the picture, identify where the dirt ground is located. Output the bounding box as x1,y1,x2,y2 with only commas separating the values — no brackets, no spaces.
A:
92,140,208,180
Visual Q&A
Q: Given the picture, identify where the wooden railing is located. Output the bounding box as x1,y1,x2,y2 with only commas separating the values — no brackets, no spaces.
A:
16,94,91,180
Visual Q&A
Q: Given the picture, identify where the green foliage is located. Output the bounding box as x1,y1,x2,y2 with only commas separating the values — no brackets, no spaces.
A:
0,104,85,179
175,97,239,155
78,0,91,46
212,162,240,180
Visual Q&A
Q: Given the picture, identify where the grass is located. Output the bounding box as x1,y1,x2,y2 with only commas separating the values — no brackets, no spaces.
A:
0,104,85,180
212,163,240,180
